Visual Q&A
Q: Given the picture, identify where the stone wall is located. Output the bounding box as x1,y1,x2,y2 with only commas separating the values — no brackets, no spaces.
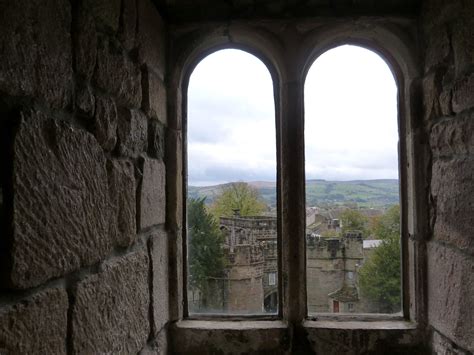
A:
0,0,169,353
421,0,474,352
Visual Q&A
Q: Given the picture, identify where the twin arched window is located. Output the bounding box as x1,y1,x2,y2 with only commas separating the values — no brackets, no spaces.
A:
185,46,400,316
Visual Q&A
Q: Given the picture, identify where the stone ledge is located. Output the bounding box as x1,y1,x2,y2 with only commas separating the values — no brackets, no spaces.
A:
175,319,288,330
303,320,417,330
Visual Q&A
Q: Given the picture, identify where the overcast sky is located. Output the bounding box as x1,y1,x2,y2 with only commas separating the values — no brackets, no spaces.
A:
187,46,398,186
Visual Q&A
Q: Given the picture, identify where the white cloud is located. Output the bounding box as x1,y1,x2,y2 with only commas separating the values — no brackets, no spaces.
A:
187,46,398,186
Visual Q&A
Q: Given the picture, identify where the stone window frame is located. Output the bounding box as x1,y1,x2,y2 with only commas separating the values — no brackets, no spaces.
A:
167,19,428,350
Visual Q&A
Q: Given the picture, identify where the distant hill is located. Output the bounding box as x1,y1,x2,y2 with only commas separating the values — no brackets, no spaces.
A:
188,179,399,208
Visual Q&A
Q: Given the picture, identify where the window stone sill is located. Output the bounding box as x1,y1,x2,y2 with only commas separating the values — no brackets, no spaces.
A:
175,319,288,330
303,319,418,330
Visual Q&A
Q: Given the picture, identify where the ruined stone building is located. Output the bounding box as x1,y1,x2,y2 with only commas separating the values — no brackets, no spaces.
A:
193,215,381,315
0,0,473,354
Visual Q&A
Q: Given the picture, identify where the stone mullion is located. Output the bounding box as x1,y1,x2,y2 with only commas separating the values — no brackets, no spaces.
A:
280,80,307,324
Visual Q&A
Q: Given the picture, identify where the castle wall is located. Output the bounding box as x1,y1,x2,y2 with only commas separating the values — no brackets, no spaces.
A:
421,0,474,351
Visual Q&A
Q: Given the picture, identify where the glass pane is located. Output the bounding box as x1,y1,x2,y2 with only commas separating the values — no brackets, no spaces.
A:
186,49,277,315
305,45,401,314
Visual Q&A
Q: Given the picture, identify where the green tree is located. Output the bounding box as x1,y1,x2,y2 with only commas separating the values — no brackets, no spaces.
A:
340,209,369,237
210,182,266,218
359,205,401,313
187,197,225,302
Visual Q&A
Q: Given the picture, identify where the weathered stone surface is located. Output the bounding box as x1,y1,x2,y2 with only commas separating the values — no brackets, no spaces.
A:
167,87,182,130
427,243,474,352
142,66,168,125
0,0,72,108
422,0,462,30
424,25,450,72
150,233,169,334
118,108,148,157
439,88,453,116
84,0,121,32
139,158,166,229
107,159,137,247
139,329,168,355
94,96,118,151
119,0,138,51
148,120,165,159
94,38,142,108
452,16,474,78
166,129,183,230
431,329,472,355
76,83,96,117
171,321,289,354
0,288,68,354
137,0,166,76
431,158,474,255
72,249,150,354
452,73,474,113
422,72,442,120
73,1,98,81
11,111,110,288
430,113,474,157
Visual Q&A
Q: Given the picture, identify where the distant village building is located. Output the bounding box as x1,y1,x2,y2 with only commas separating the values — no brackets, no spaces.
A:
191,211,384,314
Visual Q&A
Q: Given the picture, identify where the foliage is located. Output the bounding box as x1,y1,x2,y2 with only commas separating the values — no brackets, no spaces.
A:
321,229,338,238
340,209,369,237
371,204,400,239
210,182,266,218
359,205,401,313
187,197,226,296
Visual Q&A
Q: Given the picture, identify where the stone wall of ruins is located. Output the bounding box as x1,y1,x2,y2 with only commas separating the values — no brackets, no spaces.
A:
421,0,474,352
0,0,170,353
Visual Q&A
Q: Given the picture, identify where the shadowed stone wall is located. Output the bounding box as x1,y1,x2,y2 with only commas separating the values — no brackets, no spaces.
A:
0,0,169,353
421,0,474,353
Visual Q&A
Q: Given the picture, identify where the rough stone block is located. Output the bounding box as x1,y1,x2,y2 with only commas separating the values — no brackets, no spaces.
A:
94,96,118,151
73,1,98,81
424,25,450,72
427,243,474,352
118,108,148,157
452,16,474,78
166,129,183,231
10,111,110,288
119,0,138,51
94,38,142,108
139,329,168,355
142,66,168,125
76,83,96,117
430,112,474,157
84,0,121,32
422,72,442,120
107,159,137,247
71,249,150,354
139,158,166,229
148,120,165,159
422,0,462,30
431,158,474,255
452,73,474,113
0,288,68,354
150,233,169,334
431,329,472,355
137,0,166,76
0,0,72,108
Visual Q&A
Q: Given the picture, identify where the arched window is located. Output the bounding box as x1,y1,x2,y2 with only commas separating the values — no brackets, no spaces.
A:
304,45,401,315
186,49,278,315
